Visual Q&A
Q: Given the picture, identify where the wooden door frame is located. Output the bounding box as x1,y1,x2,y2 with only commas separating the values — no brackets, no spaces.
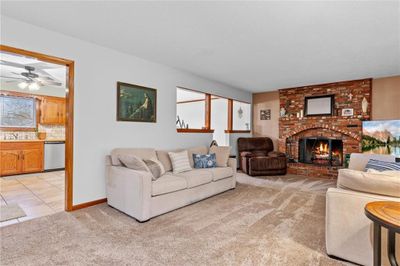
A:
0,45,75,211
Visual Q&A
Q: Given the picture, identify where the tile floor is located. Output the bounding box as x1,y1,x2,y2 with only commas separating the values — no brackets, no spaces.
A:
0,171,64,227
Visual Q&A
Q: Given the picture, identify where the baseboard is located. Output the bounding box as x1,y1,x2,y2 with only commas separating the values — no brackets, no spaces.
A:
71,198,107,211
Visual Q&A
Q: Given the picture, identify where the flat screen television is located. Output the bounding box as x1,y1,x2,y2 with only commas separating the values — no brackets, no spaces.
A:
362,120,400,157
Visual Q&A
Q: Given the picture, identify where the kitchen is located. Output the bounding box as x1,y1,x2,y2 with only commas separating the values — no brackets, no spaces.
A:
0,51,67,225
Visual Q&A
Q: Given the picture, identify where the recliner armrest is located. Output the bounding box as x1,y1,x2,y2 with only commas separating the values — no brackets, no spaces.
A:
267,151,286,158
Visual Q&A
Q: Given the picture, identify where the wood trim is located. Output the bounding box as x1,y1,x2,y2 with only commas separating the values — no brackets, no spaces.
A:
0,45,75,212
227,99,233,131
224,130,251,134
65,62,74,211
177,96,219,104
71,198,107,211
205,94,211,130
177,128,214,133
0,90,65,100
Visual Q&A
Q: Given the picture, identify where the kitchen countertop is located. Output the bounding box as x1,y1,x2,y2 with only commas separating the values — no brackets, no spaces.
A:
0,139,65,143
0,139,46,143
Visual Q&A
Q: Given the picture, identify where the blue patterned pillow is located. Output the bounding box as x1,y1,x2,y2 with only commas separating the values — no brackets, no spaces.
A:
193,153,217,168
365,159,400,172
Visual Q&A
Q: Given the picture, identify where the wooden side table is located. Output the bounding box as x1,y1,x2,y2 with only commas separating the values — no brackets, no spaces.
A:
365,201,400,266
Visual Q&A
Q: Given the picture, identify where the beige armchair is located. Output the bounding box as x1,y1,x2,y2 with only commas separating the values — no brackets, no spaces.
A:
326,153,400,266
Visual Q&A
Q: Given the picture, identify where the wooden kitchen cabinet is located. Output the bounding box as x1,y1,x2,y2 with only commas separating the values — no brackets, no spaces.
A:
40,96,66,125
0,141,44,176
0,150,21,176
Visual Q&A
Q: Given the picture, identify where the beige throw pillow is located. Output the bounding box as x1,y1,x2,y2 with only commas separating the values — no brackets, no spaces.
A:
168,150,192,174
143,159,166,180
209,146,231,167
118,155,149,172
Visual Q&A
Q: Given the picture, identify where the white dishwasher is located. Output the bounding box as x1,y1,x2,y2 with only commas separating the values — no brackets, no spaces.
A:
44,141,65,171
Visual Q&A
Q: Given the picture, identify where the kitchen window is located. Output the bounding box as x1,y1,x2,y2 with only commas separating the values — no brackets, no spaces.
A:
0,94,37,130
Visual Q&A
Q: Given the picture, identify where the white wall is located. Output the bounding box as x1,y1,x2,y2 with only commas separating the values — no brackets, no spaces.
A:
211,98,228,146
1,16,252,205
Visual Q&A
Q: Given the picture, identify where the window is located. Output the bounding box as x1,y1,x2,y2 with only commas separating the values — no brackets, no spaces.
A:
176,88,208,131
232,100,251,131
0,95,36,130
176,87,251,134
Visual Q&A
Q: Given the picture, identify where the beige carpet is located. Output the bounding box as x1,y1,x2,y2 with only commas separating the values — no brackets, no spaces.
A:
0,174,351,266
0,204,26,222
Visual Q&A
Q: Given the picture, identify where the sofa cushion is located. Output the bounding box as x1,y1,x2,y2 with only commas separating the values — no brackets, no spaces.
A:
187,146,208,167
209,146,231,167
111,148,157,166
338,168,400,197
174,169,213,188
208,167,233,181
152,174,187,196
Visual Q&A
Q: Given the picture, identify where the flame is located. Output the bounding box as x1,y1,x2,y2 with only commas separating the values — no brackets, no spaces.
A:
319,143,328,153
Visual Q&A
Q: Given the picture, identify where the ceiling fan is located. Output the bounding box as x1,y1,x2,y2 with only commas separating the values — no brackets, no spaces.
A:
0,60,62,90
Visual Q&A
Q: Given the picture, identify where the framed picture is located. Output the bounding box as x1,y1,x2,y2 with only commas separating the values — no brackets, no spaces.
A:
117,82,157,122
304,95,334,116
260,109,271,120
341,108,354,117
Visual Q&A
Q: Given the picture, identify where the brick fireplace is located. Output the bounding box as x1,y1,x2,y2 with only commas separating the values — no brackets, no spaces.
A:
278,79,372,178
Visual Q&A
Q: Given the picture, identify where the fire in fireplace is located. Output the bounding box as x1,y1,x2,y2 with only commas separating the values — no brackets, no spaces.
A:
299,137,343,166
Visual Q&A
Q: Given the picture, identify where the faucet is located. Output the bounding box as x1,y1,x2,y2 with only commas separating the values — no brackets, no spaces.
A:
10,133,19,140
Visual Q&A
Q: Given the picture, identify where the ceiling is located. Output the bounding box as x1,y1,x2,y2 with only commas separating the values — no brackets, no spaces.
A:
1,1,399,92
0,51,67,97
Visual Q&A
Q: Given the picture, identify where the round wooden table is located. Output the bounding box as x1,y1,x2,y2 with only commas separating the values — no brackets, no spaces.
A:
365,201,400,266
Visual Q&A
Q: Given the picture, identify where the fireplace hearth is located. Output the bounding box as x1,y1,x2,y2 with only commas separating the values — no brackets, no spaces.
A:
299,137,343,166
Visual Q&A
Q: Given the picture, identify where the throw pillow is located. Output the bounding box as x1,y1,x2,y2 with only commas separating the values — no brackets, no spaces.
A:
168,150,192,174
118,155,149,172
365,159,400,172
143,159,166,180
209,146,231,167
193,153,217,168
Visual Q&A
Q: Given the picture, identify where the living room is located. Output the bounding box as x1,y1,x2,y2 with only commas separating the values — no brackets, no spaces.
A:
0,1,399,266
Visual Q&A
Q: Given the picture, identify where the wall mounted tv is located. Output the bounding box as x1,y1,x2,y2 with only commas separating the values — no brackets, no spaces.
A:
362,120,400,157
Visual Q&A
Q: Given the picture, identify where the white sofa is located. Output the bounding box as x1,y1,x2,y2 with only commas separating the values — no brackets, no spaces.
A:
105,146,236,222
326,153,400,266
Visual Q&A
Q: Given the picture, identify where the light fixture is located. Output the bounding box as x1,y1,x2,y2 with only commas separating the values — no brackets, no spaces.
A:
18,81,28,89
28,82,40,91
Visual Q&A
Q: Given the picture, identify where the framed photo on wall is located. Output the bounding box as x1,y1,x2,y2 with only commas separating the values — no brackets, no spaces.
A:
341,108,354,117
117,82,157,123
304,95,334,116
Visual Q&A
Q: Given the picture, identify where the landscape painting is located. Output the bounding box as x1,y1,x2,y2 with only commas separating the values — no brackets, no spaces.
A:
117,82,157,123
362,120,400,157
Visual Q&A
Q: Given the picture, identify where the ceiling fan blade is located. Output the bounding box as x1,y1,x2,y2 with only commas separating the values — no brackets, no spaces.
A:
39,80,63,86
0,75,26,80
0,60,27,69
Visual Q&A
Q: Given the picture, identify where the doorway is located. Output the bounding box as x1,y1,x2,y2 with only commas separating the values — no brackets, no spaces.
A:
0,45,74,225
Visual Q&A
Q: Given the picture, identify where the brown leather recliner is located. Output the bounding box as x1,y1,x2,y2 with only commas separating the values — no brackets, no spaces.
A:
238,137,287,176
